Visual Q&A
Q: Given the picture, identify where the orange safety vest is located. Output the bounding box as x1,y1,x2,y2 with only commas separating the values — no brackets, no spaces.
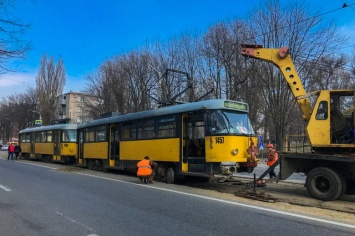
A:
267,150,279,166
137,159,152,176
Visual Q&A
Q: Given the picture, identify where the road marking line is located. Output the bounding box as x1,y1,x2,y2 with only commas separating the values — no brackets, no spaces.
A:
79,173,355,230
19,162,58,170
56,211,96,233
0,184,12,191
0,158,58,170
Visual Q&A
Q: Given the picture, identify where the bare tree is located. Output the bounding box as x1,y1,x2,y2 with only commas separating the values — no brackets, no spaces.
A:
243,0,346,150
36,54,66,124
305,54,354,91
0,0,30,72
83,60,125,119
0,87,37,144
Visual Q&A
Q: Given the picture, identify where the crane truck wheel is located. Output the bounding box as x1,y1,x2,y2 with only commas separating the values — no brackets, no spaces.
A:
336,171,347,197
345,179,355,194
305,167,343,201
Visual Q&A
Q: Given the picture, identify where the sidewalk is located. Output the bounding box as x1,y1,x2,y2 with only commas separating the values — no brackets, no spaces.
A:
233,161,305,184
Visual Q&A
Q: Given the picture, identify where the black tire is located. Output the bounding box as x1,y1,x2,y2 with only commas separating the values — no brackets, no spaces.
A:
102,160,108,172
305,167,343,201
336,171,347,197
87,159,94,170
166,167,175,184
345,179,355,194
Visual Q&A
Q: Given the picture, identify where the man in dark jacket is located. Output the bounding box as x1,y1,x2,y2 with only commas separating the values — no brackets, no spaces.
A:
14,145,22,160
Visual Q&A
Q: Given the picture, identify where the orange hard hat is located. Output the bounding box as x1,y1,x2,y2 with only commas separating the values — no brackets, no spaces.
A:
267,143,274,148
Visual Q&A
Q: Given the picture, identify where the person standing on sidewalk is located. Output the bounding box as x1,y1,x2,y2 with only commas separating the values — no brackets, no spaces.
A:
14,144,21,160
267,143,278,178
8,143,15,161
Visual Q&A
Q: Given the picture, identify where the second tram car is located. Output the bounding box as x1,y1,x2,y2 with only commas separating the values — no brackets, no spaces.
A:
77,99,258,183
19,124,77,163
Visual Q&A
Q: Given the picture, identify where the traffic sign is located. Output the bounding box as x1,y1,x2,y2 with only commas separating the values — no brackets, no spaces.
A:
258,136,264,150
35,120,42,126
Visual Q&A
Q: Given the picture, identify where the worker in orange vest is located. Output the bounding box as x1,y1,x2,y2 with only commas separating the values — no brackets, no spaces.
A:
267,143,278,178
137,156,157,183
247,140,259,163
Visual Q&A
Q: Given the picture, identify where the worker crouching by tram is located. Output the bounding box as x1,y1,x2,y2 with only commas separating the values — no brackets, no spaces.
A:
267,143,279,178
137,156,158,184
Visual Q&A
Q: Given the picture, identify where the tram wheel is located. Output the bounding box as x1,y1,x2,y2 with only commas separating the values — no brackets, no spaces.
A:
102,160,108,172
88,159,94,170
166,167,175,184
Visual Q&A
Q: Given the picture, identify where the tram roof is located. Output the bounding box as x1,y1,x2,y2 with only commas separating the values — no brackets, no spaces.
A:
19,124,78,134
78,99,248,129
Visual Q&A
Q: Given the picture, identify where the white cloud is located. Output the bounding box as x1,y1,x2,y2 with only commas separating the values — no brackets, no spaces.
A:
0,72,87,99
0,72,36,98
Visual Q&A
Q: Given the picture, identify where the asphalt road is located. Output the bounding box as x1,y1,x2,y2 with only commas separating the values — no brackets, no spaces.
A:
0,153,354,236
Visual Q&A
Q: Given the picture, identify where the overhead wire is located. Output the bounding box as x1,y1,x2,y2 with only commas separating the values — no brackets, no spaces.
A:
242,2,355,80
245,2,355,42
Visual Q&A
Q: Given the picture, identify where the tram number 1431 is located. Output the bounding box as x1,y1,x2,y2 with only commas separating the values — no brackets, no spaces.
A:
215,137,224,144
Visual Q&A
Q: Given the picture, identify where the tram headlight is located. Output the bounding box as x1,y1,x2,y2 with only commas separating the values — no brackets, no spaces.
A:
231,148,238,155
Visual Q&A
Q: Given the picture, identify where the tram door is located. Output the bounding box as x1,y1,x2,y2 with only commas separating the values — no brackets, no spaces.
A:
109,125,119,167
30,133,35,158
53,130,60,161
182,115,188,172
78,130,84,165
186,112,206,173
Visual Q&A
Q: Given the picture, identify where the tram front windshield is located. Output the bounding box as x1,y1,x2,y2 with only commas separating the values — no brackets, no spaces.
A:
208,110,255,135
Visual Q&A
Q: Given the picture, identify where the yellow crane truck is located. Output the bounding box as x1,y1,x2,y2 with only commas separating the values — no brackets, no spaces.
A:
241,44,355,201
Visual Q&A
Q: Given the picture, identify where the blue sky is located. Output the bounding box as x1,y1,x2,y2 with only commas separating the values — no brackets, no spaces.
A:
1,0,354,98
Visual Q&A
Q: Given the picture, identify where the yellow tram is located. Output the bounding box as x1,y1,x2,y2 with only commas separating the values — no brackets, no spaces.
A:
77,99,258,183
19,124,77,163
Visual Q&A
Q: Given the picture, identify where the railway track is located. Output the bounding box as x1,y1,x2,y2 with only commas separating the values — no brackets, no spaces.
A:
182,176,355,214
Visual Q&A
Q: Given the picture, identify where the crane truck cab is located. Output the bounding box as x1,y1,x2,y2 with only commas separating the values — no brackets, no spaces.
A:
241,44,355,201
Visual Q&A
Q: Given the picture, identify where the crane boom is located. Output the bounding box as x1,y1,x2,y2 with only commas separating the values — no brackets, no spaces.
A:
241,44,312,120
241,44,355,202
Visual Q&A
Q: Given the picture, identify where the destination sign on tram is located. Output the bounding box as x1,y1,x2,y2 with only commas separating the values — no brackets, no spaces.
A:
224,101,248,111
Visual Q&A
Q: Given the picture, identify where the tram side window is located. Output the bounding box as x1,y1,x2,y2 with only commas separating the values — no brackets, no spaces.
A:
41,132,47,142
20,134,25,143
186,121,205,139
157,116,176,138
137,119,155,139
85,127,95,142
123,122,137,140
194,121,205,138
47,131,53,142
96,125,107,141
26,133,31,142
35,132,41,142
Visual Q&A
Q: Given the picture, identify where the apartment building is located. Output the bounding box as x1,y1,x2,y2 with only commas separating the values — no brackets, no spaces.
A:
56,91,100,124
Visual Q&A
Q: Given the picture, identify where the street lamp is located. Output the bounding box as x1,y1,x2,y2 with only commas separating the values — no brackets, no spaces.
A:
32,111,42,120
32,111,42,126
